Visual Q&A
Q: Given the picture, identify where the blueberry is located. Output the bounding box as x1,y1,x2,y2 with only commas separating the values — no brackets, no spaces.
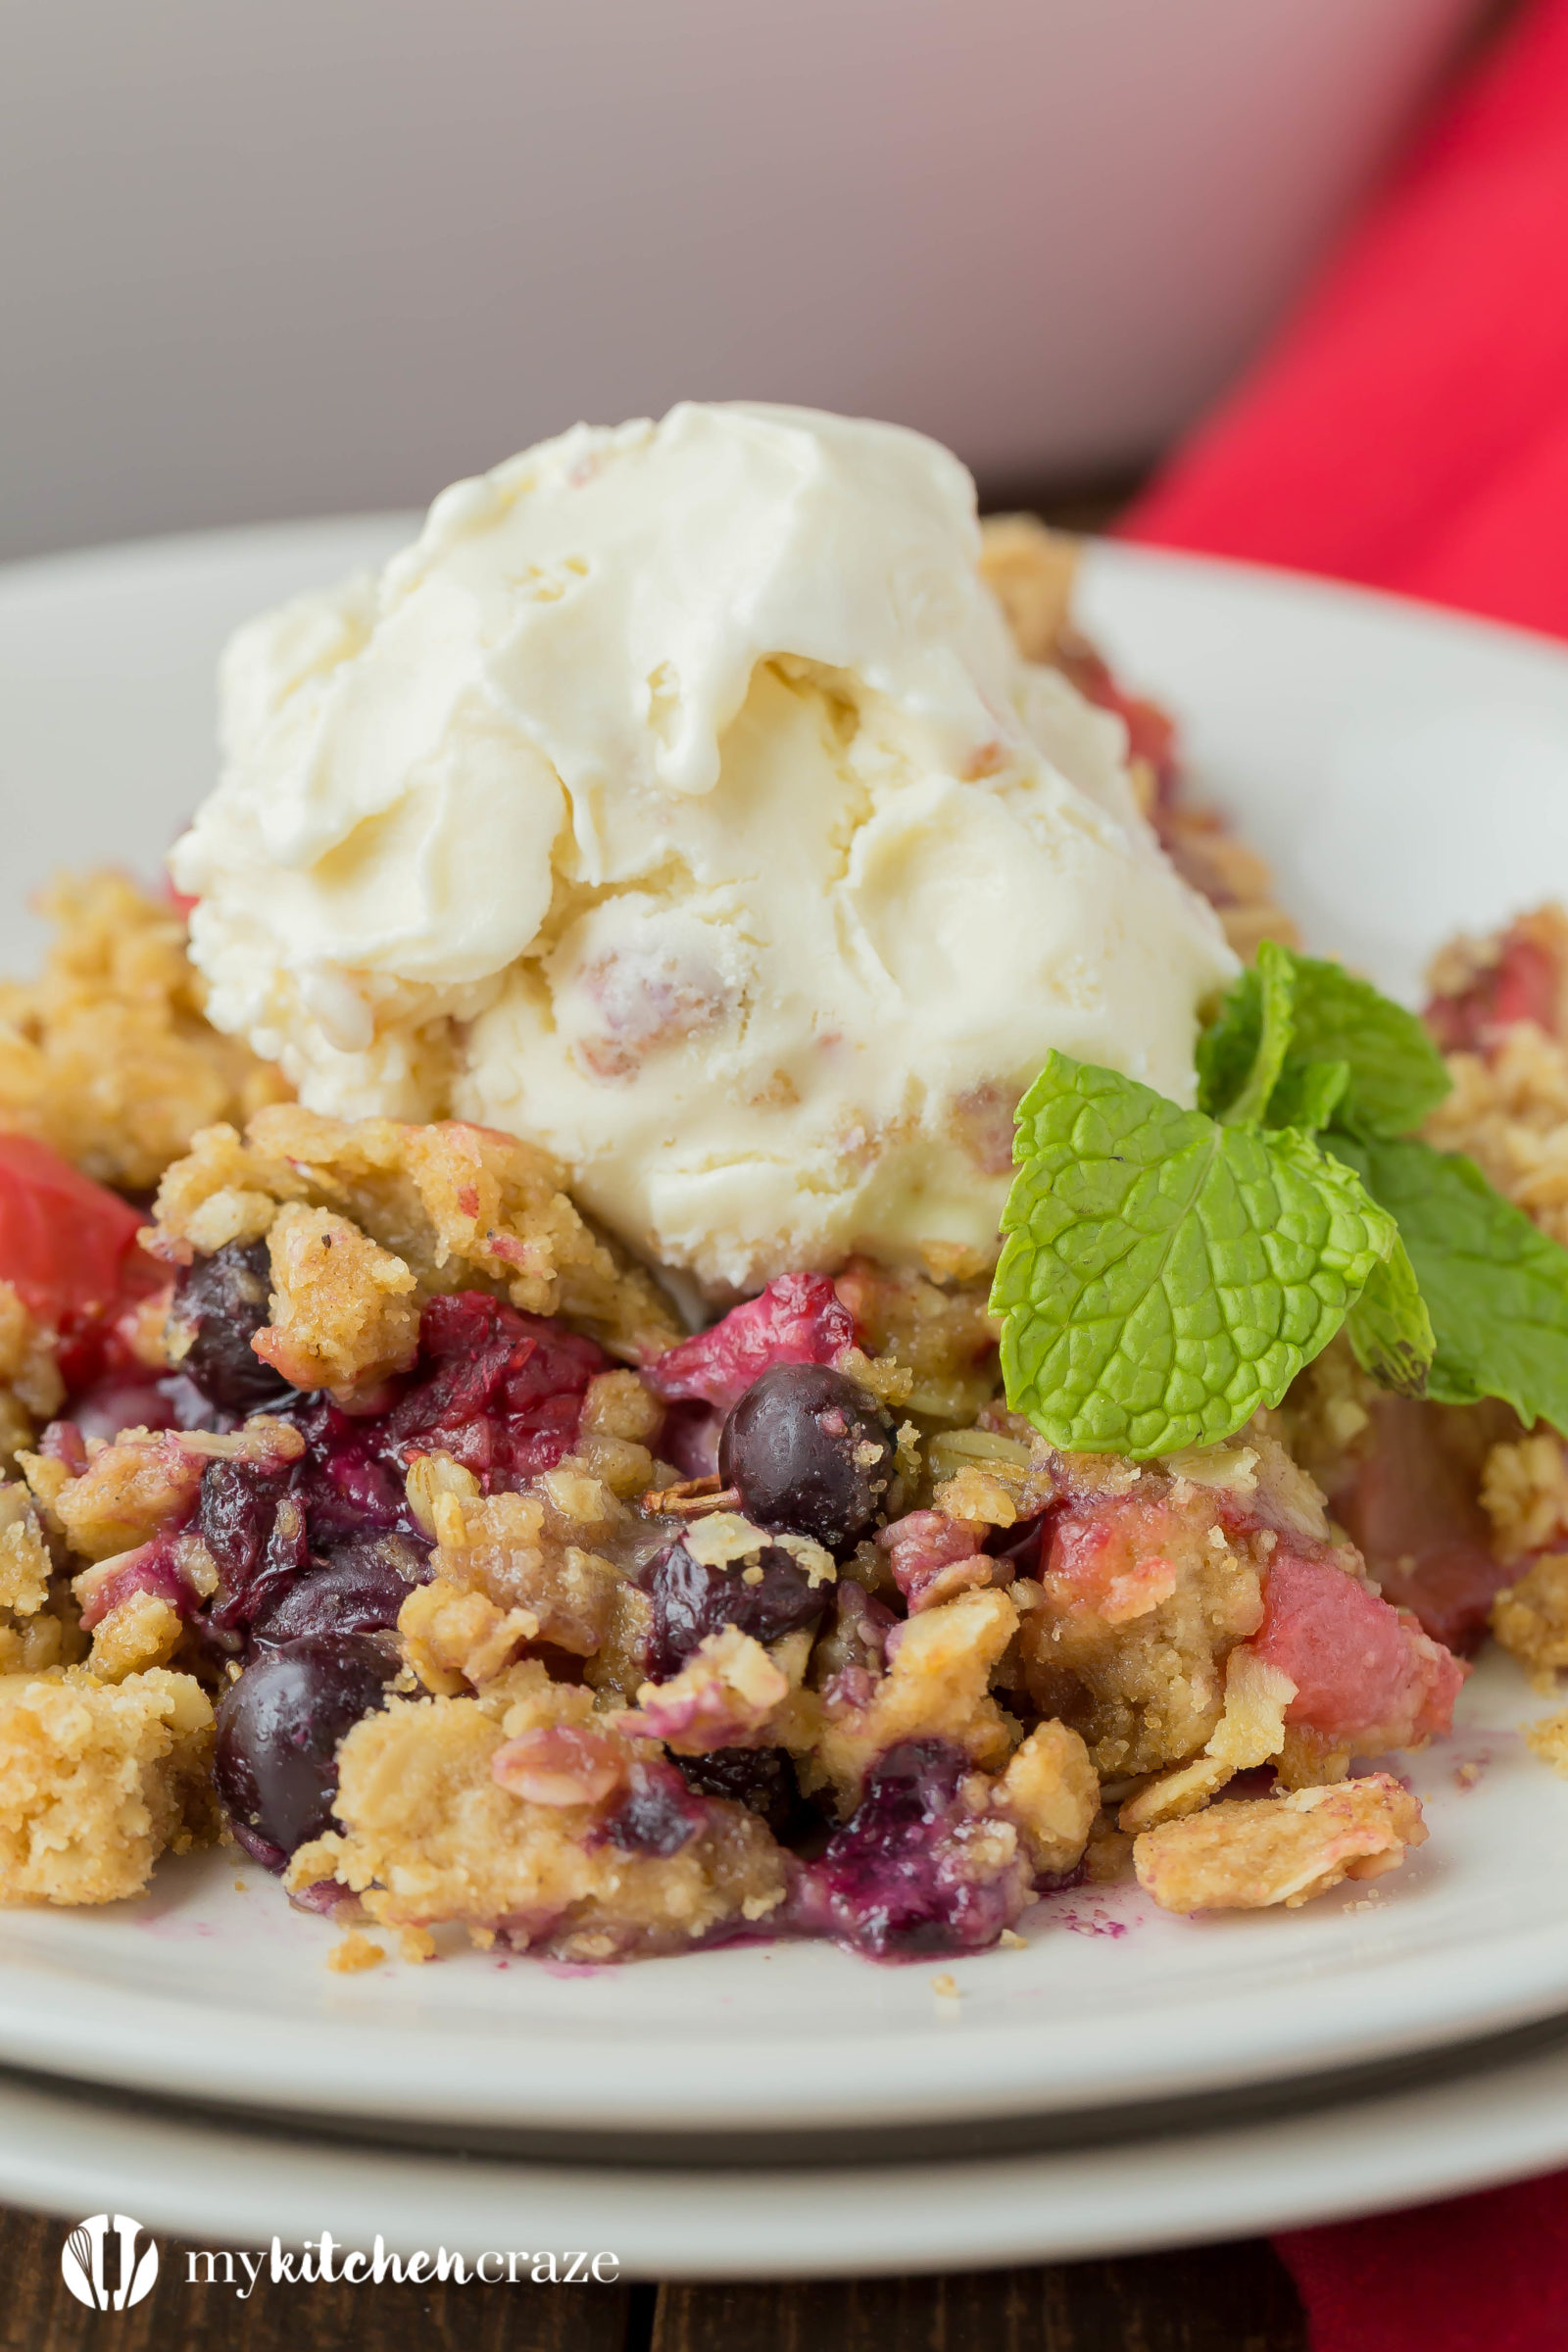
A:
643,1537,828,1682
213,1633,396,1859
199,1458,307,1637
792,1739,1027,1959
249,1535,430,1648
602,1757,706,1857
169,1241,295,1415
675,1744,809,1839
718,1363,896,1552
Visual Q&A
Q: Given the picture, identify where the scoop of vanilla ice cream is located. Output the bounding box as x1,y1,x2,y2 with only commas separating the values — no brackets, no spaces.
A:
172,402,1236,1296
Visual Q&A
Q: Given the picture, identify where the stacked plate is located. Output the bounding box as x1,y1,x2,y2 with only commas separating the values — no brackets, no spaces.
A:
3,526,1568,2275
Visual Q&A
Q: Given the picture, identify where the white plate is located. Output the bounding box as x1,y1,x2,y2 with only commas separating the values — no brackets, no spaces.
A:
3,525,1568,2137
9,2014,1568,2277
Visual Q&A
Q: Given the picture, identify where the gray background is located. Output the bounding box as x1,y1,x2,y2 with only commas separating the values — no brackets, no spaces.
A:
2,0,1478,562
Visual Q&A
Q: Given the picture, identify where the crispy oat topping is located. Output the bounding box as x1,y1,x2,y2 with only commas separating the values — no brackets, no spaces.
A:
808,1586,1020,1812
149,1104,678,1363
0,871,289,1190
0,1666,214,1905
1483,1434,1568,1563
1525,1710,1568,1775
1492,1553,1568,1685
1133,1775,1427,1913
287,1665,786,1956
978,515,1080,665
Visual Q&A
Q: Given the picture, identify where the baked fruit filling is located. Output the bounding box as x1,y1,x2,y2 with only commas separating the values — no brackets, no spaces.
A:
0,514,1562,1967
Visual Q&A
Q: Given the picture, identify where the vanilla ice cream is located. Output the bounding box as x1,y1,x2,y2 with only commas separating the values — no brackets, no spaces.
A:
172,402,1236,1295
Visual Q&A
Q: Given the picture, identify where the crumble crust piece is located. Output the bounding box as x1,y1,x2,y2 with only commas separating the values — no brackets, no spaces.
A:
255,1203,420,1394
287,1664,786,1958
1424,912,1568,1248
0,1483,53,1621
1133,1775,1427,1913
0,1285,65,1472
86,1591,186,1683
408,1468,637,1676
1491,1553,1568,1685
0,1665,215,1904
0,870,289,1189
978,515,1079,665
149,1103,679,1365
1482,1433,1568,1562
616,1626,791,1754
1008,1473,1269,1781
833,1257,1001,1424
1117,1650,1297,1835
994,1719,1099,1876
0,1483,76,1678
1524,1710,1568,1775
326,1930,386,1974
35,1419,304,1564
806,1586,1020,1811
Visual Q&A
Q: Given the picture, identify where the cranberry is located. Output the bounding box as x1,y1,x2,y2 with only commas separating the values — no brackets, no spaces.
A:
643,1537,828,1683
169,1241,296,1415
719,1363,895,1553
380,1293,606,1485
248,1535,430,1647
288,1398,412,1544
1426,923,1562,1054
213,1633,396,1859
647,1273,855,1412
791,1739,1031,1960
674,1744,808,1838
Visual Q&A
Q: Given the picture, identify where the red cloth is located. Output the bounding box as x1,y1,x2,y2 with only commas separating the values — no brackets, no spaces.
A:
1123,7,1568,2340
1123,0,1568,642
1276,2171,1568,2352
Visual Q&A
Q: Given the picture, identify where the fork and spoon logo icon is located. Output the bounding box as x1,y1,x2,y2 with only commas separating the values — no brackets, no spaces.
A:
60,2214,160,2311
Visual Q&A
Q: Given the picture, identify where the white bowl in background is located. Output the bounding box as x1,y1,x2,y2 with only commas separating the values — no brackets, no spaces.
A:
0,0,1481,561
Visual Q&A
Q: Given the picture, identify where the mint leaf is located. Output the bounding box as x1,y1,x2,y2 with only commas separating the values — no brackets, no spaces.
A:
1286,956,1451,1137
1330,1133,1568,1429
1197,947,1450,1138
1345,1235,1434,1397
1267,1056,1350,1135
992,1054,1398,1458
1216,939,1296,1128
1196,959,1274,1121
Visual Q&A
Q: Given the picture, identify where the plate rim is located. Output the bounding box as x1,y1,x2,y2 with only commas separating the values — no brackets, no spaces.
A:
7,2008,1568,2276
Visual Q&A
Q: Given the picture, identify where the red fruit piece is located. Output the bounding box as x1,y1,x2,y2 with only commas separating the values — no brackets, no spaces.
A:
1250,1545,1467,1753
0,1134,158,1330
381,1292,608,1486
1425,909,1567,1055
646,1274,855,1412
1329,1395,1513,1655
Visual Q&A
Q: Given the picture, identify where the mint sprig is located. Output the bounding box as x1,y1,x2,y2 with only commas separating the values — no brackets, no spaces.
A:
1328,1132,1568,1429
1198,940,1451,1139
1344,1233,1434,1397
995,940,1568,1455
992,1054,1396,1459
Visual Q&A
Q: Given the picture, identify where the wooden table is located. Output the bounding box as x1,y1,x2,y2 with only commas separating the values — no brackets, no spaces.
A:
0,2204,1309,2348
